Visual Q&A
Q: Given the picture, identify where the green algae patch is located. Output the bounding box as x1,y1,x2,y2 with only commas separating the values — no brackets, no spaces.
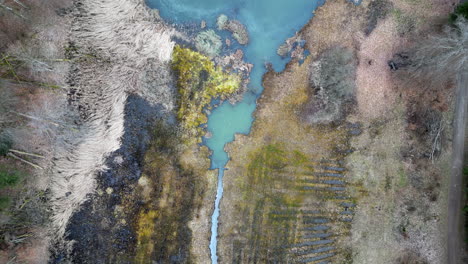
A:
195,30,222,57
172,45,241,141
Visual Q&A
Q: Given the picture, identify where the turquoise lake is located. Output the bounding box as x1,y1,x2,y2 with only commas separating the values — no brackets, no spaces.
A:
146,0,325,263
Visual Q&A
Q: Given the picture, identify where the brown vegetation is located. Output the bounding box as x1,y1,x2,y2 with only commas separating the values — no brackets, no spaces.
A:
218,51,359,263
303,46,357,124
218,1,459,264
0,0,73,263
347,1,459,263
132,123,212,263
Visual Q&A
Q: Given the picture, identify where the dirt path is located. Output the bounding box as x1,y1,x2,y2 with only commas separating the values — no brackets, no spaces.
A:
448,70,468,264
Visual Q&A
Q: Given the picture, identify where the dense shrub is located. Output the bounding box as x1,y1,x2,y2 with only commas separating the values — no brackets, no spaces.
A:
317,46,356,99
0,132,12,156
407,18,468,91
0,168,19,188
450,2,468,23
304,46,356,124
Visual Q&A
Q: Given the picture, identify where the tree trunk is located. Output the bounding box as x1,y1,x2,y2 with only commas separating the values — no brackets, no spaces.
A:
9,149,44,158
7,152,43,170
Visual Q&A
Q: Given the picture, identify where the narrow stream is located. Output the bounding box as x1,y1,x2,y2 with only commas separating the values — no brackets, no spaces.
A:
146,1,324,263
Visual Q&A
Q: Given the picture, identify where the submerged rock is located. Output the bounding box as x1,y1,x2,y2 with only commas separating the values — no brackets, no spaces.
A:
214,49,253,78
277,43,290,57
276,34,303,58
217,14,249,45
217,14,228,29
195,30,222,57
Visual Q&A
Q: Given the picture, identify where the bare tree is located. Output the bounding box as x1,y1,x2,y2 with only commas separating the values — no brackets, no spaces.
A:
409,18,468,90
0,132,43,169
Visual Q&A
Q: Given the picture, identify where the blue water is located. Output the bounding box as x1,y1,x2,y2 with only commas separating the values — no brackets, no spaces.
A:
146,0,324,263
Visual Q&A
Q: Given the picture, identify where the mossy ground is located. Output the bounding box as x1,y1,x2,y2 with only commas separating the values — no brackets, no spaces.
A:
172,45,241,142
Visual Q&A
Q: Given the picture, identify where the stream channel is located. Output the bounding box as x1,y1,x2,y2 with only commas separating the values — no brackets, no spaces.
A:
146,0,324,262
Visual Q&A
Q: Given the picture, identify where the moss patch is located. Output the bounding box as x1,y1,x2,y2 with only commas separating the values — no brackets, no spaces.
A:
172,45,241,141
0,165,24,211
135,210,158,263
450,2,468,22
0,168,20,188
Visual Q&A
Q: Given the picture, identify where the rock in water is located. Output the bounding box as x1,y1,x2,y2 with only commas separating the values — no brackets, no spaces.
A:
226,20,249,45
217,14,249,45
277,43,290,57
216,14,228,30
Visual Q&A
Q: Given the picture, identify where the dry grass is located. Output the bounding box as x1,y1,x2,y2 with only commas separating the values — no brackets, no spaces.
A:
47,0,176,244
343,1,456,263
273,0,457,263
301,0,364,57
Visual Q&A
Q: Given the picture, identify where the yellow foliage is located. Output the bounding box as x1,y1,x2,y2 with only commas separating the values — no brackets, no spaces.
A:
135,209,159,264
172,45,241,140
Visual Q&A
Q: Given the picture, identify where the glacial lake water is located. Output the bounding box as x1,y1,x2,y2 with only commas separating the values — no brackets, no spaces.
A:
146,0,325,263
